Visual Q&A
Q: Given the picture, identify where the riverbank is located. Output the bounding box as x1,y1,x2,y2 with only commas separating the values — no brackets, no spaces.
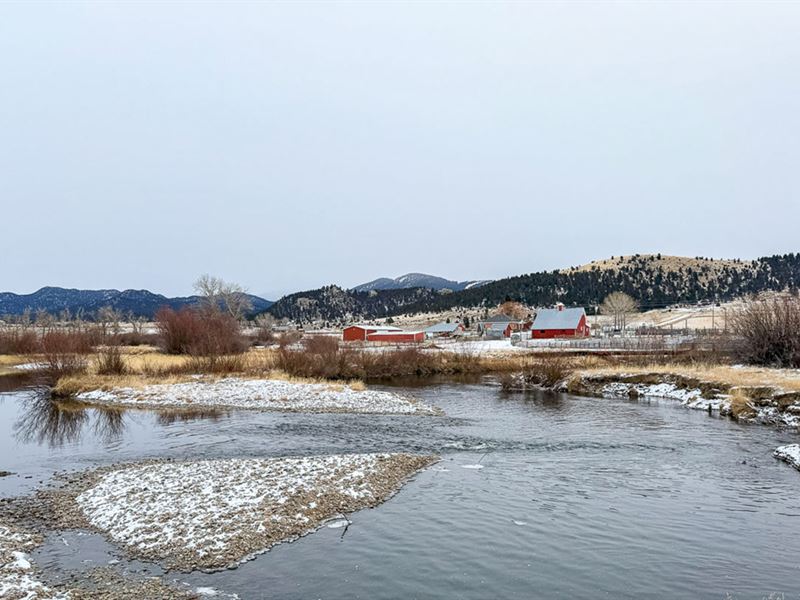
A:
560,364,800,427
64,376,441,415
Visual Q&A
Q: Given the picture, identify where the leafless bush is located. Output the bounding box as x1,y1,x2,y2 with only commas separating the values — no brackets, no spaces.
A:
40,331,91,377
155,307,246,356
730,294,800,368
95,344,128,376
116,332,160,346
0,328,39,354
276,343,483,380
276,331,303,348
518,354,574,388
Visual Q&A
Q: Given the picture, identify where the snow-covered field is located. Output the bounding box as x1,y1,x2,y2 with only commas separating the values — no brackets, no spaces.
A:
76,453,435,571
0,523,66,599
75,377,440,415
774,444,800,471
431,340,530,354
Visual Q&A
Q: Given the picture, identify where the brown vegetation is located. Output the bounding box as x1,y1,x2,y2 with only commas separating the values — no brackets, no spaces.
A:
155,307,246,356
730,294,800,368
95,344,129,376
275,340,488,380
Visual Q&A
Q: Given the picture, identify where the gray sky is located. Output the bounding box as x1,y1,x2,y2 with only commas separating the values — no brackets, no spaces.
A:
2,1,799,299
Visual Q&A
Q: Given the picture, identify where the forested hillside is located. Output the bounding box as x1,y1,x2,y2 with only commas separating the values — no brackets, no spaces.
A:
267,285,440,325
399,254,800,313
265,254,800,323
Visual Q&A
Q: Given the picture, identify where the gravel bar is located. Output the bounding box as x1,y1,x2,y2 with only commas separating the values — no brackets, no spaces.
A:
75,377,441,415
71,453,436,571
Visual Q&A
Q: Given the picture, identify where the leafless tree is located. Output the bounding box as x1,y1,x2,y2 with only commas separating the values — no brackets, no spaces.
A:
96,306,123,338
193,274,253,321
600,292,638,332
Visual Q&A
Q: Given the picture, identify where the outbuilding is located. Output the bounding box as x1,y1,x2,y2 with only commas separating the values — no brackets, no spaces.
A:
424,322,465,338
342,324,402,342
530,305,590,338
366,330,425,343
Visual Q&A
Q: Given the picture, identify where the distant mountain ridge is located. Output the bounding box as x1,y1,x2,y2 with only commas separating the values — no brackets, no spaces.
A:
0,287,272,319
353,273,491,292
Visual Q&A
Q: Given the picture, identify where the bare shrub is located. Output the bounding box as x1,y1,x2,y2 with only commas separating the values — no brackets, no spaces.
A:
518,355,574,388
40,330,91,377
303,335,340,354
116,331,160,347
0,328,39,354
155,307,246,356
730,294,800,368
276,342,484,381
276,331,303,348
95,344,128,376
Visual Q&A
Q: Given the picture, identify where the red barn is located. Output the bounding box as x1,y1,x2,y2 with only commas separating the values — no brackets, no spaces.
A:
342,325,402,341
366,330,425,343
530,305,590,339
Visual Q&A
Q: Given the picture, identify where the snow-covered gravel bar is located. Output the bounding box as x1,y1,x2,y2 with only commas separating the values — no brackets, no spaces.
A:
774,444,800,471
75,377,440,415
75,453,435,571
0,522,67,599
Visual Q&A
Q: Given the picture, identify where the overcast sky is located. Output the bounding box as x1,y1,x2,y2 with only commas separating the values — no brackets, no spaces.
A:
2,1,799,299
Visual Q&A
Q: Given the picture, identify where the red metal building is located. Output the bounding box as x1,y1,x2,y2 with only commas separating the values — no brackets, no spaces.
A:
366,331,425,343
530,305,590,339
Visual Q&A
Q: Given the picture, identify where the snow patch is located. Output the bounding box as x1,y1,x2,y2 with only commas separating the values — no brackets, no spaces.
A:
774,445,800,471
0,523,68,599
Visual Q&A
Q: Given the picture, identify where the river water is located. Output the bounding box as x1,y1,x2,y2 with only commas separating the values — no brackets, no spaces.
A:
1,379,799,599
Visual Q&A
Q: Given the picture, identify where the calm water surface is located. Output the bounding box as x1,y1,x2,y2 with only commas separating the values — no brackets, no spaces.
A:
1,380,799,599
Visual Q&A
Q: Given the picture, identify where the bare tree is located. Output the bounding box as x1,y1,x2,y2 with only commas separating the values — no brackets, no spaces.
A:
96,306,123,338
193,274,253,321
600,292,638,332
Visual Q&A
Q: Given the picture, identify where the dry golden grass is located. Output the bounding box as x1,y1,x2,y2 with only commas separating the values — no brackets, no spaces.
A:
728,389,757,420
578,362,800,393
52,373,198,396
0,355,28,366
53,369,368,397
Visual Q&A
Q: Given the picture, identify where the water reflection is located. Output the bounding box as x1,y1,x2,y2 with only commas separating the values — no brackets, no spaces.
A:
13,393,91,446
156,408,229,426
12,392,228,447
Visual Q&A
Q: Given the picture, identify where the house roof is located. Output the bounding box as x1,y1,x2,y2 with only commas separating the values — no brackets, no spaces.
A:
531,307,586,330
425,322,461,333
485,314,515,322
347,324,402,332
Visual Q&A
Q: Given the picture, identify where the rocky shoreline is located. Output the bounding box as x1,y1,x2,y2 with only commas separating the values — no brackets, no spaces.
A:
559,372,800,428
74,377,442,416
0,519,198,599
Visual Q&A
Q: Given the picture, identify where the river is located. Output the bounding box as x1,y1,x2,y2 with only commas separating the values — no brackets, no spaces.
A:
1,379,799,599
